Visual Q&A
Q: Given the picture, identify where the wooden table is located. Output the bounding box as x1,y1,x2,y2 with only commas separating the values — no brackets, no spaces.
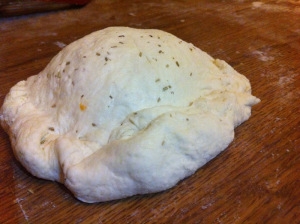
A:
0,0,299,223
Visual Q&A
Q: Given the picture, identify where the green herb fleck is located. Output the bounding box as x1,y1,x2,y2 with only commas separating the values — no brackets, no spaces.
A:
176,61,180,67
40,137,46,145
56,72,61,78
129,119,135,125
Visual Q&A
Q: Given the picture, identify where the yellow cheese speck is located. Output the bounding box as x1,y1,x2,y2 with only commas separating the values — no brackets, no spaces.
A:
80,104,87,111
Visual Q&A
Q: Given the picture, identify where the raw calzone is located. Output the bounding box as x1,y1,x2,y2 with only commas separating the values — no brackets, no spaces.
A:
0,27,260,203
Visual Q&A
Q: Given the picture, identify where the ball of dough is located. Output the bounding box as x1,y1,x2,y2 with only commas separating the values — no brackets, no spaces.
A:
0,27,259,202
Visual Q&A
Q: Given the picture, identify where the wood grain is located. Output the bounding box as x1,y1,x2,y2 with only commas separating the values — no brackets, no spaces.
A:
0,0,299,223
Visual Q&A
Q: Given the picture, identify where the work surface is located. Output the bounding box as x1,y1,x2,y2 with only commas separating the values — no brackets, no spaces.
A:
0,0,299,223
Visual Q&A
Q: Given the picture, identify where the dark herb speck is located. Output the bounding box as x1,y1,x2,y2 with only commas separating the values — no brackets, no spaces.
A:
40,137,46,145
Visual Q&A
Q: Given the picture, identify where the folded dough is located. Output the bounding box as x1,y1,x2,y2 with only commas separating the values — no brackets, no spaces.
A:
0,27,260,202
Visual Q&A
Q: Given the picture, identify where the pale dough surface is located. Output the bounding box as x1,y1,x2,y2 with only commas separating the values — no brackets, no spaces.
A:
0,27,260,202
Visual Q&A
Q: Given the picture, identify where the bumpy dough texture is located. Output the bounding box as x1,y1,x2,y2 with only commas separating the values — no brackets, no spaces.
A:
0,27,259,203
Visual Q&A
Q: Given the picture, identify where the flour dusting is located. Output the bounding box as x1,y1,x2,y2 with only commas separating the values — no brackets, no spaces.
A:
201,202,213,210
252,2,263,8
16,198,29,221
54,41,66,48
252,50,274,62
278,75,296,87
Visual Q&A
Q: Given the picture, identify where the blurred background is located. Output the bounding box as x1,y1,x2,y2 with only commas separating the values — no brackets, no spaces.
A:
0,0,90,17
